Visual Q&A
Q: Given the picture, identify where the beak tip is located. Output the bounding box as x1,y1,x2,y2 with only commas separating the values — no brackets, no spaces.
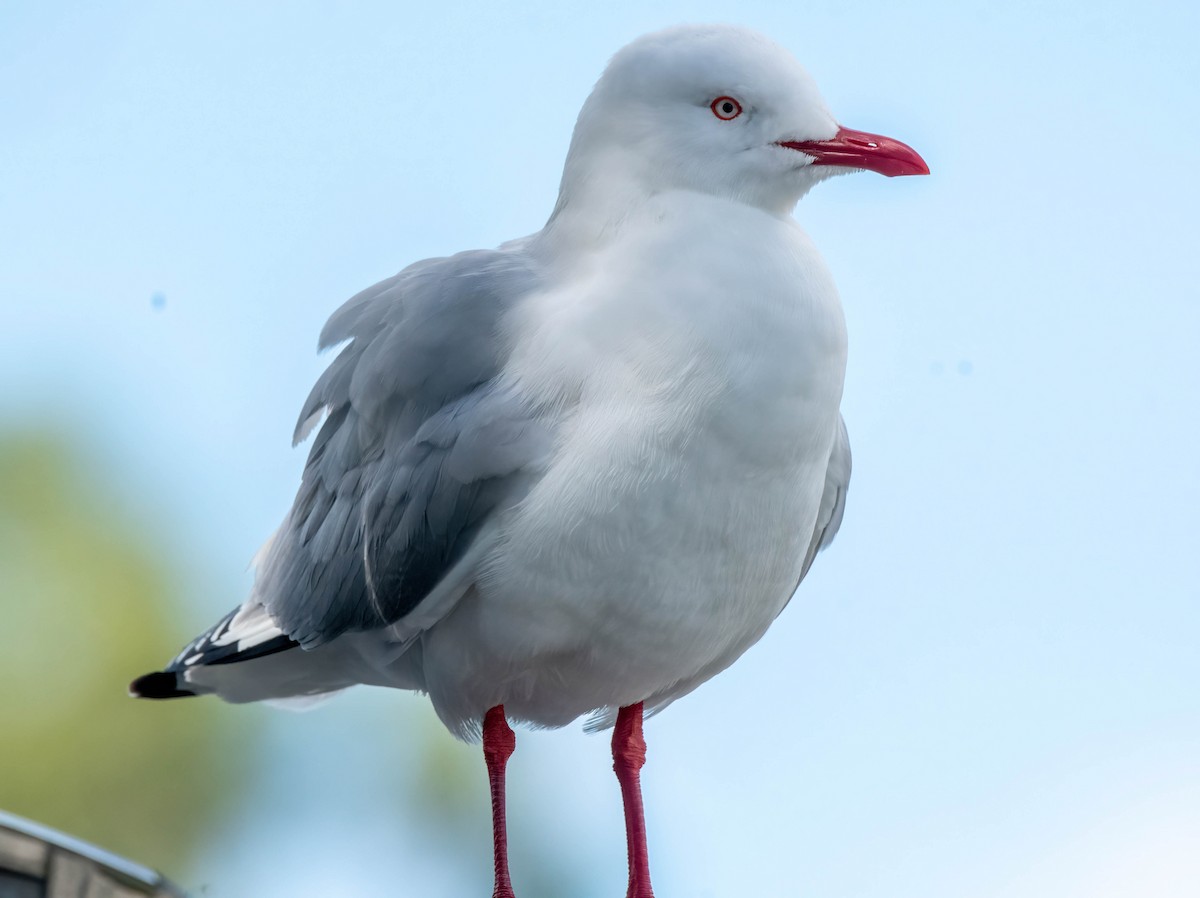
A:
892,159,931,177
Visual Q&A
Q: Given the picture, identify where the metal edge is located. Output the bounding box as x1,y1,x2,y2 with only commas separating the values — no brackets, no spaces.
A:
0,809,171,891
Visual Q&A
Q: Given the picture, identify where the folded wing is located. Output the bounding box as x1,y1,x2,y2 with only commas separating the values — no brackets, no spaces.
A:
257,247,551,650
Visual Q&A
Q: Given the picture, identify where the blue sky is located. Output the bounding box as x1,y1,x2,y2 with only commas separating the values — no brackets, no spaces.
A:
2,1,1198,896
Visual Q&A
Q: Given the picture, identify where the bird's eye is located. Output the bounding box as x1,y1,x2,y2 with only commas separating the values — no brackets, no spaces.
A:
710,96,743,121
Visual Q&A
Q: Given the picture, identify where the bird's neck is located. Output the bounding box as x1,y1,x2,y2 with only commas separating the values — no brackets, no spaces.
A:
538,147,658,258
539,147,810,261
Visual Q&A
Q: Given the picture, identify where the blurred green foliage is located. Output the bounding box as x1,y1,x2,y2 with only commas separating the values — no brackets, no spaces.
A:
0,430,255,878
0,429,587,895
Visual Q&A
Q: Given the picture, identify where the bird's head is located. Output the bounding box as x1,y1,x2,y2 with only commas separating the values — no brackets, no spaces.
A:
553,24,928,221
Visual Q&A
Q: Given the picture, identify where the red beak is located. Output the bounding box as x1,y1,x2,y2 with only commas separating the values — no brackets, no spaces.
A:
778,126,929,178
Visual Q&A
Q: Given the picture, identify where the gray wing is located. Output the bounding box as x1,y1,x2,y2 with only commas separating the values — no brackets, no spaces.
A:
255,248,551,649
797,414,852,583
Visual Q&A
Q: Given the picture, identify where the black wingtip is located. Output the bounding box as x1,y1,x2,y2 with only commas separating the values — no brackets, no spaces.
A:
129,671,196,700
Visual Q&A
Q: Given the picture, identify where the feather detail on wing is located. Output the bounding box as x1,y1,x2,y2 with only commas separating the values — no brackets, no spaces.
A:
129,603,297,699
256,248,552,649
798,413,852,582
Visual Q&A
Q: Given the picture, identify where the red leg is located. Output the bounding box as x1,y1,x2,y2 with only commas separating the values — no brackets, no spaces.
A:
613,702,655,898
483,705,517,898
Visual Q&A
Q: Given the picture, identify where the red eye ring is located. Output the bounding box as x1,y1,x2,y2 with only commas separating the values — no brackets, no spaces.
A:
711,96,743,120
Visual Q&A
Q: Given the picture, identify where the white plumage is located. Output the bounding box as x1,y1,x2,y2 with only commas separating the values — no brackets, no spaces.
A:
134,24,927,742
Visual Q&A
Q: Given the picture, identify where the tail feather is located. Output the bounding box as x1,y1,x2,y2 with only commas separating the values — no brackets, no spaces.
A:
130,602,300,702
130,601,380,706
168,603,300,669
129,670,196,699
